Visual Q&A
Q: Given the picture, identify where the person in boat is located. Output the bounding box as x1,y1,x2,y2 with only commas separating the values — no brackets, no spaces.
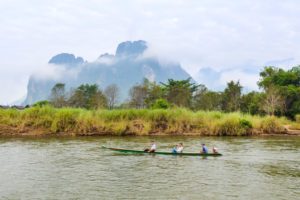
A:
172,144,179,153
212,146,218,153
201,143,208,154
144,141,156,153
172,143,184,153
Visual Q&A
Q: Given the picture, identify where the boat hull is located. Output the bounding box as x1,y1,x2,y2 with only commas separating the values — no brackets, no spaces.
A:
102,146,222,156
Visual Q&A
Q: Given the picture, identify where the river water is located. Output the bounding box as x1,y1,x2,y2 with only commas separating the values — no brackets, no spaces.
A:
0,136,299,200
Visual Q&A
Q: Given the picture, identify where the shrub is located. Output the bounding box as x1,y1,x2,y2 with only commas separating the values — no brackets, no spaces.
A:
33,100,50,107
151,98,170,109
239,119,253,129
218,117,247,136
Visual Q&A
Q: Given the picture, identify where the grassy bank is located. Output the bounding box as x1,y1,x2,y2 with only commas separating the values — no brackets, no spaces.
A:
0,106,296,136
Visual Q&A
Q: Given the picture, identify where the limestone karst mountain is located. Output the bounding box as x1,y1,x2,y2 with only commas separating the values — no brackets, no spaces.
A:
23,40,193,105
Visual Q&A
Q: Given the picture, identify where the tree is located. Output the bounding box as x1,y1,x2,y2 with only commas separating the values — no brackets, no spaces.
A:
258,66,300,117
258,66,279,89
222,81,242,112
144,81,164,108
68,84,107,109
68,87,85,108
259,66,300,88
262,85,285,116
129,83,148,109
104,84,120,109
193,85,222,111
161,78,198,107
128,79,165,109
50,83,66,108
240,92,263,115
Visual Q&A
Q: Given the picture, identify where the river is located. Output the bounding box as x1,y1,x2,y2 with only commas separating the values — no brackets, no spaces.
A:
0,136,299,200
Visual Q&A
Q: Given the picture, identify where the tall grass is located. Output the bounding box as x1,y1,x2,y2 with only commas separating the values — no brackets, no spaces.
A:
0,106,292,136
296,115,300,123
290,114,300,130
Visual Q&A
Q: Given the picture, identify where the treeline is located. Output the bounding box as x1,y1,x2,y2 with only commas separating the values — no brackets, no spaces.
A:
44,65,300,119
48,83,110,109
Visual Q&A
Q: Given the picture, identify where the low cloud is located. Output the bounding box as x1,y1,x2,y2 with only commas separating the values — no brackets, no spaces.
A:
31,64,81,81
196,67,260,92
1,0,300,104
96,56,115,65
220,69,259,92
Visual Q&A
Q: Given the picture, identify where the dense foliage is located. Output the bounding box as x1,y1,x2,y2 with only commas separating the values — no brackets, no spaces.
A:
46,66,300,119
258,66,300,118
49,83,108,109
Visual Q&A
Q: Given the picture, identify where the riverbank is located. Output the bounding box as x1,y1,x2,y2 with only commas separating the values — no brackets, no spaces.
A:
0,106,299,136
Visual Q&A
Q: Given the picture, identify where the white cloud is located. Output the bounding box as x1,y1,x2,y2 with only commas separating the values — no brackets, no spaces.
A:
220,70,259,92
1,0,300,104
31,64,80,81
96,55,115,65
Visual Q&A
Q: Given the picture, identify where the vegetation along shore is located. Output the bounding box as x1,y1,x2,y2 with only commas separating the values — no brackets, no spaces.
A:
1,65,300,136
0,107,299,136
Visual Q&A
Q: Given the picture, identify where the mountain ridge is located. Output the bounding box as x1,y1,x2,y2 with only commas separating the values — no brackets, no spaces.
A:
23,40,194,105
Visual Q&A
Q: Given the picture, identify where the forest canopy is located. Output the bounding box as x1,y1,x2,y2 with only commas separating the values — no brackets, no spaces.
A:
46,66,300,119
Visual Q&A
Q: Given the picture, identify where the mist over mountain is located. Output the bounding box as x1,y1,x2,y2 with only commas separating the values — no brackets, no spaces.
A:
195,66,260,93
23,40,193,105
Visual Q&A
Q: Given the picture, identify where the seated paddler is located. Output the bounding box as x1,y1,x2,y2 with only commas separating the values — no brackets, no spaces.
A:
172,143,184,153
201,143,208,154
144,141,156,153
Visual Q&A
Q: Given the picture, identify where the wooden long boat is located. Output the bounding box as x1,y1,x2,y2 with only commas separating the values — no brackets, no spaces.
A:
102,146,222,157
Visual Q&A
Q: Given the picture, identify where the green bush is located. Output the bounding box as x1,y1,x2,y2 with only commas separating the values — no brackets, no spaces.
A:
239,118,253,129
218,117,247,136
151,98,170,109
32,100,50,107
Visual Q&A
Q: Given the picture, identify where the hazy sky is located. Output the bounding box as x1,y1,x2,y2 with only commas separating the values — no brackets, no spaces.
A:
1,0,300,104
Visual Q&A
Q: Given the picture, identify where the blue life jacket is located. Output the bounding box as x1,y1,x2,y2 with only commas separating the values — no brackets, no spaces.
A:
202,146,208,153
172,147,177,153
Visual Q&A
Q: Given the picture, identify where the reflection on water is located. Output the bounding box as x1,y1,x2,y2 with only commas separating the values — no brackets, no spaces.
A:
0,136,299,200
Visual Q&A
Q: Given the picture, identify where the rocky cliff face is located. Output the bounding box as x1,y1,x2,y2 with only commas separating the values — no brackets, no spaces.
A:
48,53,84,65
23,40,193,105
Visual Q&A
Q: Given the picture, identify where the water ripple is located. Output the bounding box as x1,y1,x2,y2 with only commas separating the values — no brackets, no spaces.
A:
0,136,299,199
